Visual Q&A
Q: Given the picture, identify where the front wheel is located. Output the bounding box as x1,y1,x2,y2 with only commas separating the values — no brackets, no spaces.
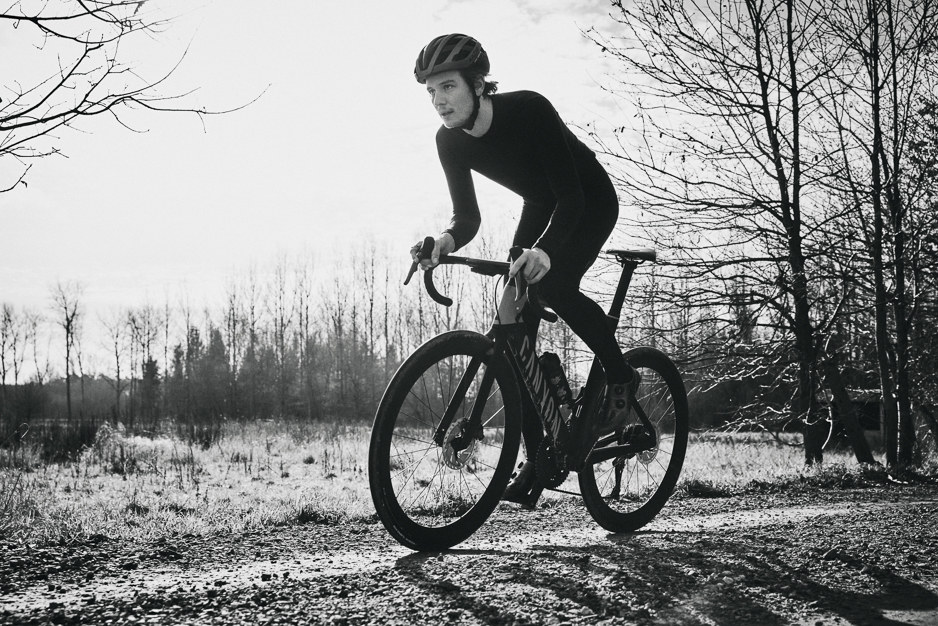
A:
578,347,688,533
369,330,522,551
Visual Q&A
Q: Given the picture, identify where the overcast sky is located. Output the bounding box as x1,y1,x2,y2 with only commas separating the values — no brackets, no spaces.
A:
1,0,632,316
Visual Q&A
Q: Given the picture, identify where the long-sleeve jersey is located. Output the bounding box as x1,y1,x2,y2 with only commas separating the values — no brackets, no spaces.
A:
436,90,614,259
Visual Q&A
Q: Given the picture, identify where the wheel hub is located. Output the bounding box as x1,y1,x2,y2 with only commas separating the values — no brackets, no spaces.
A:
618,423,659,465
441,417,479,469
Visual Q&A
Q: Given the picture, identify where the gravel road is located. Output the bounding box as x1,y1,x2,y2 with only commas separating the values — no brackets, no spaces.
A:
2,483,937,625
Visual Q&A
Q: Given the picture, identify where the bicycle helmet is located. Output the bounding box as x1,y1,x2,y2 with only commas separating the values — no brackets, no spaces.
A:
414,34,489,84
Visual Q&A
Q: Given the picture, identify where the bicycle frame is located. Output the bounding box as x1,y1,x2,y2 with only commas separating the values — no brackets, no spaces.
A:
427,249,654,466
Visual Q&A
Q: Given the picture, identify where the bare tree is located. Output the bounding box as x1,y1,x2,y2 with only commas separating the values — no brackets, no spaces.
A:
294,255,320,420
0,304,18,387
223,281,243,419
817,0,938,468
322,262,350,412
100,308,129,419
240,267,263,419
268,256,295,417
50,280,83,421
26,310,49,386
1,305,20,421
1,0,248,192
588,0,875,463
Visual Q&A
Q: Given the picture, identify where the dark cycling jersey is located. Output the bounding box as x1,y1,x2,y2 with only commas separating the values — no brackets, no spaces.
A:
433,89,629,453
436,90,617,261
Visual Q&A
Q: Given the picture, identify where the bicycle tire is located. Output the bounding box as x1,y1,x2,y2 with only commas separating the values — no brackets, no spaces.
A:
369,330,522,551
578,346,688,533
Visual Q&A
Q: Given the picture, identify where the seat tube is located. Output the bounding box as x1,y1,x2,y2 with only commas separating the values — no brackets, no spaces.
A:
606,261,638,325
583,261,638,390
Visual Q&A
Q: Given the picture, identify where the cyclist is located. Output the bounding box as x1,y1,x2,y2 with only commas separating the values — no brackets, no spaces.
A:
411,33,637,505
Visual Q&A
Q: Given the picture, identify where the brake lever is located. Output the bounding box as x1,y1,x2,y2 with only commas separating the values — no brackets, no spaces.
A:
507,246,558,323
404,236,436,285
508,246,526,300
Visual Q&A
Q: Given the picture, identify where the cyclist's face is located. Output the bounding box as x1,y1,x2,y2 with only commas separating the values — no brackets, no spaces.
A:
426,71,477,129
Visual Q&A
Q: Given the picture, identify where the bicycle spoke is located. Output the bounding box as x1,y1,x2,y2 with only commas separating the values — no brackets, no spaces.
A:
404,385,439,428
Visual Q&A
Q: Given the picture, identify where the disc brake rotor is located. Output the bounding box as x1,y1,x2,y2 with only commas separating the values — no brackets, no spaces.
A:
441,418,479,469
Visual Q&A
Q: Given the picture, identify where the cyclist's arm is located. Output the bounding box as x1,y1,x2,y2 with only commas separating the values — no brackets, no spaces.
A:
437,130,481,251
526,95,587,259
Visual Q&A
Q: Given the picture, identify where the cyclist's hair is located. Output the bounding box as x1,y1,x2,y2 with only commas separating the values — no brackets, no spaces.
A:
461,70,499,97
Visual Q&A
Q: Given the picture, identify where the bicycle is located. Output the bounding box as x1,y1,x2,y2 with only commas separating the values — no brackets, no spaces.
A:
368,239,689,551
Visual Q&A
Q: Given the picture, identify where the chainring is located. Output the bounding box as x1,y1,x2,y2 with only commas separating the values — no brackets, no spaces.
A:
536,438,569,489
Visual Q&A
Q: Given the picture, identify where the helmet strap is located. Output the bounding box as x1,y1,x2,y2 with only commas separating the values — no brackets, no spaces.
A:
459,93,482,131
458,77,484,132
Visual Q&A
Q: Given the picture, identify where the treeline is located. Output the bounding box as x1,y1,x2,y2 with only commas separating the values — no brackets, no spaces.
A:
0,236,589,455
1,235,936,463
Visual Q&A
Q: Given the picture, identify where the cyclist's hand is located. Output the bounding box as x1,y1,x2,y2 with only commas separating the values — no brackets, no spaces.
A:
509,247,551,284
411,233,455,270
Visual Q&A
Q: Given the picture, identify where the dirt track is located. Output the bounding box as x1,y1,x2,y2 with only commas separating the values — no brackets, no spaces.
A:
2,484,937,625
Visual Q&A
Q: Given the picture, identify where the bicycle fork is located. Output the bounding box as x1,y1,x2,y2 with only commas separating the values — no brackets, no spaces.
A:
431,348,494,452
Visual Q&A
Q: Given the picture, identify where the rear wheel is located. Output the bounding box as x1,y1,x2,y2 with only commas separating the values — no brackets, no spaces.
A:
579,347,688,533
369,330,522,551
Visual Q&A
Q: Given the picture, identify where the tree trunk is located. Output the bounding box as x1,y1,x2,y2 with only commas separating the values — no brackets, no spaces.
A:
65,328,73,423
882,0,917,469
868,0,900,468
820,355,876,464
793,267,822,465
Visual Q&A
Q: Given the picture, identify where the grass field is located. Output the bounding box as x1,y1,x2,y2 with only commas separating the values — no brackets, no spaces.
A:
0,420,928,547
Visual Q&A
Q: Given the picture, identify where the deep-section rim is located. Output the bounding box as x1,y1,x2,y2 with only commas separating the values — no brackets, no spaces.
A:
369,330,522,551
578,346,688,533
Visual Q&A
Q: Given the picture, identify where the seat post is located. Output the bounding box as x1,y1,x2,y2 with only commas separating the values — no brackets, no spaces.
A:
606,261,638,323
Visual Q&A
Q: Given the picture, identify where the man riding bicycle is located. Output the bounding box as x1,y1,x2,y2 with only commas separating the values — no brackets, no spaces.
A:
411,33,637,505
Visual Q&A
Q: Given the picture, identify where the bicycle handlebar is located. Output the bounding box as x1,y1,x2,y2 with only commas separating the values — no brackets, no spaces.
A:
404,237,558,323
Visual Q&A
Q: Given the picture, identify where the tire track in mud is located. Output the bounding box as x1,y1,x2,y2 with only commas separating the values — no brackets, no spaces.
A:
3,498,925,616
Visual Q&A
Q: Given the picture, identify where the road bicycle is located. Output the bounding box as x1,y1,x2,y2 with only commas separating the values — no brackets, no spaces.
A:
368,240,689,551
